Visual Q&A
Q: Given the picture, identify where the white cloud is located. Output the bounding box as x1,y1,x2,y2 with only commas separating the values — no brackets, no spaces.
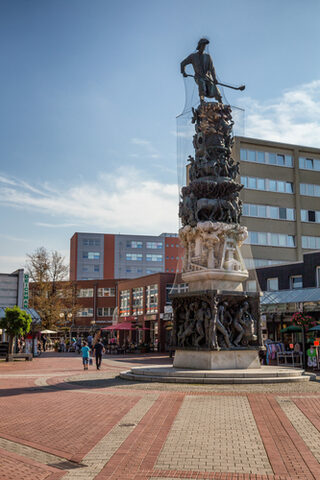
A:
0,168,179,234
0,255,25,273
130,137,161,159
241,80,320,147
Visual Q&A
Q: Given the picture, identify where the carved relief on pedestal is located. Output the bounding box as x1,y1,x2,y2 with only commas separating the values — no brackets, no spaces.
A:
179,221,248,275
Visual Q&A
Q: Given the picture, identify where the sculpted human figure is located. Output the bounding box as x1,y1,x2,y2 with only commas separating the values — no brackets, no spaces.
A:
232,305,246,347
216,302,232,348
241,301,257,343
180,38,222,103
208,298,218,349
179,302,196,347
194,301,206,347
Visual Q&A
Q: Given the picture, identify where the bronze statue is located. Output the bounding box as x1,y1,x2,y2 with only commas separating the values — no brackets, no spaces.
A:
180,38,222,103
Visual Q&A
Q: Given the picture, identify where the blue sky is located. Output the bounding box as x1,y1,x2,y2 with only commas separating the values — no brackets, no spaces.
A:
1,0,320,272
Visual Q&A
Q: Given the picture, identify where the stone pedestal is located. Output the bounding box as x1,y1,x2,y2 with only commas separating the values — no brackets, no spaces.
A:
173,348,260,370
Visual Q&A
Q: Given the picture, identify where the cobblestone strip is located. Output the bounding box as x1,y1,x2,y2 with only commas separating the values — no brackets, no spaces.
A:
278,397,320,464
62,394,159,480
0,437,78,470
249,395,318,479
156,395,272,475
95,393,184,480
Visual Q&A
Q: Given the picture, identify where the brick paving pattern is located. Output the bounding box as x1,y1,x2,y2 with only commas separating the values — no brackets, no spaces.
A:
156,395,272,474
0,353,320,480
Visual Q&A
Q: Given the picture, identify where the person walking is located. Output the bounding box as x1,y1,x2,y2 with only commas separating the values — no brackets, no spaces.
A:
93,338,105,370
81,341,91,370
87,333,93,348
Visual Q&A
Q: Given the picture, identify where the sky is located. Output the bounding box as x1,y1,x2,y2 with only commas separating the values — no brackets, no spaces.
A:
1,0,320,272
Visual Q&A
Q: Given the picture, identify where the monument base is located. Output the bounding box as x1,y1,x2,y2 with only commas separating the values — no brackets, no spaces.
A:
173,348,260,370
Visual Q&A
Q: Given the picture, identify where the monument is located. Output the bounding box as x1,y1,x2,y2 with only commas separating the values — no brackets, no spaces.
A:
120,39,313,382
172,38,263,370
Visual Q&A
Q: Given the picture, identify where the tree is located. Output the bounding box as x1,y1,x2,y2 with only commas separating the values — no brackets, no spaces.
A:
26,247,77,329
0,306,32,353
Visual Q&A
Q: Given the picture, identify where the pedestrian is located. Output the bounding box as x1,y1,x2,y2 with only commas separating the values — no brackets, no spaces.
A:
41,334,47,352
87,333,93,348
81,341,91,370
76,337,82,354
93,338,105,370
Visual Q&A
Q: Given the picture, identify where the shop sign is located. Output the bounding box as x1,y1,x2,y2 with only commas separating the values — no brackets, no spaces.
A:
164,305,173,314
144,315,157,321
23,274,29,308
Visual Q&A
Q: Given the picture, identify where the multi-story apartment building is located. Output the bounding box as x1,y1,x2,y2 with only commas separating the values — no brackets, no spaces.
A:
70,232,184,281
234,136,320,268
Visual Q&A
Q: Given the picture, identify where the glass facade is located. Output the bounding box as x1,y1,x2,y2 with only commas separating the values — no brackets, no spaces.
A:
126,241,143,248
132,287,143,315
120,289,130,316
146,284,158,313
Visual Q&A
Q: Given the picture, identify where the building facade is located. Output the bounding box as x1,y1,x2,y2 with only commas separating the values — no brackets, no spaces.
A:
70,232,184,281
0,269,27,309
234,136,320,268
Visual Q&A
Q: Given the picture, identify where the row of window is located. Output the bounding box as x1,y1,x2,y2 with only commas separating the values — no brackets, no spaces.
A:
240,149,293,167
78,287,115,298
299,157,320,171
125,267,162,274
82,265,100,272
77,307,114,317
241,176,293,194
300,183,320,197
82,252,100,259
126,253,163,262
83,239,100,246
243,204,295,221
126,241,163,249
302,236,320,250
120,284,159,316
244,258,288,269
246,232,295,247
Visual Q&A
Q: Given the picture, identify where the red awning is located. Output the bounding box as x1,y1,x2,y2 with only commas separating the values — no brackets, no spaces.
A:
101,322,135,331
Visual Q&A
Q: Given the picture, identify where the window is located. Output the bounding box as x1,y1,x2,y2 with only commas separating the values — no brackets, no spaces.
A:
97,287,115,297
246,232,295,247
126,253,143,261
267,278,278,291
242,176,293,194
82,266,88,272
146,284,158,313
83,252,100,259
300,183,320,197
242,204,295,221
290,275,303,289
83,239,100,246
132,287,143,315
316,267,320,287
146,254,162,262
246,280,257,292
126,241,143,248
279,207,287,220
299,157,320,171
78,308,93,317
120,290,130,316
78,288,93,297
240,149,293,167
301,209,320,223
146,267,161,274
97,307,114,317
302,236,320,249
146,241,162,249
94,265,100,272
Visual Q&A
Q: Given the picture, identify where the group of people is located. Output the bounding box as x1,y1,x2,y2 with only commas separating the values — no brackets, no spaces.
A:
81,335,105,370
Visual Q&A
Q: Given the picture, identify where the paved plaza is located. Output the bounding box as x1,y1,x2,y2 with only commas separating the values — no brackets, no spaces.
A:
1,354,320,480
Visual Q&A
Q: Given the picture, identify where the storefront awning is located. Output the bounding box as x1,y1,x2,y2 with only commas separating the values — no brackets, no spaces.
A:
0,307,41,324
102,322,135,331
261,287,320,306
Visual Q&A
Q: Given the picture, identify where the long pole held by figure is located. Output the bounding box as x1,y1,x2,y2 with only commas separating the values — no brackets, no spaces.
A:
185,74,245,91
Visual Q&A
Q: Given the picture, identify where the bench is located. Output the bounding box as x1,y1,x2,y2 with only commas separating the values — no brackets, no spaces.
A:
7,353,33,362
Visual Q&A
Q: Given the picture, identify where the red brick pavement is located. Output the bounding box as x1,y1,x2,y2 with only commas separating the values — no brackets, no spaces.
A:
1,354,320,480
0,447,64,480
0,390,140,462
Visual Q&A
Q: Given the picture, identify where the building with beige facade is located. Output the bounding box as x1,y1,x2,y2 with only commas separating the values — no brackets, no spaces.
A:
233,136,320,269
